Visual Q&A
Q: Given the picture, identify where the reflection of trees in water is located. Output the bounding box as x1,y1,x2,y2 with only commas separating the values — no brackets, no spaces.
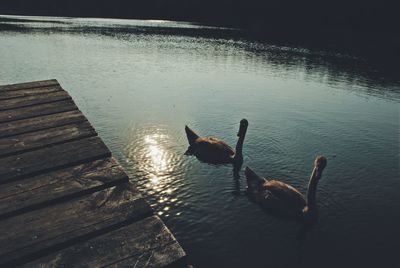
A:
239,41,400,100
1,15,398,100
0,0,396,30
0,23,28,31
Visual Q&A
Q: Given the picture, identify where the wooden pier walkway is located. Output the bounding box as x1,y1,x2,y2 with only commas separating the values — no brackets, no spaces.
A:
0,80,188,267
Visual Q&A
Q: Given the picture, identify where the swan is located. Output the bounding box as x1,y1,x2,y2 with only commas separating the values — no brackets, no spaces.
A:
245,156,327,220
184,119,248,168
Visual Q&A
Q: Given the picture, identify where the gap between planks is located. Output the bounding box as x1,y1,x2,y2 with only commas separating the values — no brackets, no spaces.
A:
0,90,71,111
0,120,97,158
0,85,63,101
0,136,112,185
0,157,129,220
0,110,87,139
0,99,79,123
0,182,153,267
23,216,187,268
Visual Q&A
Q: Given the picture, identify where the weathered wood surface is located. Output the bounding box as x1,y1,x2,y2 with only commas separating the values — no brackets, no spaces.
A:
0,79,59,91
0,136,111,184
0,158,128,219
0,85,62,100
0,79,187,267
0,99,78,123
0,90,71,111
0,110,86,138
0,183,152,267
0,121,96,157
24,216,187,268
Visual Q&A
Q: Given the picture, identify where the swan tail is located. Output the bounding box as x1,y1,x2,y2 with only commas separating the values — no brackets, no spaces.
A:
245,167,263,181
185,125,199,146
184,146,194,155
245,166,267,192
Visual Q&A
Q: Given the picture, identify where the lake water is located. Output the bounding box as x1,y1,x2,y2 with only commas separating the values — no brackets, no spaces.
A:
0,15,399,268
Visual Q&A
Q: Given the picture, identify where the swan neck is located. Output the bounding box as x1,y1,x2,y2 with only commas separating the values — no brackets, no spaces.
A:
235,133,245,153
234,127,246,160
232,131,245,170
306,167,320,209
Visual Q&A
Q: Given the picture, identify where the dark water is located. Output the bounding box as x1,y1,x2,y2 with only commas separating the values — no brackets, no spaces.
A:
0,15,399,268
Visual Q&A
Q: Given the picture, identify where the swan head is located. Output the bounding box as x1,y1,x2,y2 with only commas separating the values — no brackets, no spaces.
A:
314,155,327,180
237,119,249,137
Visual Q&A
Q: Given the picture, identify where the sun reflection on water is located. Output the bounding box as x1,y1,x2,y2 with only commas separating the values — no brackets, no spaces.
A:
124,126,185,218
144,134,169,175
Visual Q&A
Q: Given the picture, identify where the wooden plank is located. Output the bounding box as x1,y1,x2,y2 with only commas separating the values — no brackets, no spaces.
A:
0,99,78,123
0,90,71,111
23,216,187,268
114,241,187,268
0,121,96,157
0,79,59,91
0,158,128,219
0,110,86,138
0,85,62,100
0,182,152,267
0,136,111,184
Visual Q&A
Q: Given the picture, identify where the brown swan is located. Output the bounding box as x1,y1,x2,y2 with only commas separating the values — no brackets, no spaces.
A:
245,156,327,220
184,119,248,169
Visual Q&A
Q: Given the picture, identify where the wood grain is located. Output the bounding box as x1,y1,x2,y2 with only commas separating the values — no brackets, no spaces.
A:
0,90,71,111
0,110,86,138
0,158,128,219
0,85,62,100
0,136,111,184
0,79,59,91
0,183,152,267
0,121,96,157
23,216,187,268
0,99,78,123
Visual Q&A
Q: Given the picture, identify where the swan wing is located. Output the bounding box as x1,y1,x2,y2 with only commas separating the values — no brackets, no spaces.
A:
197,137,235,154
264,180,306,211
191,137,235,163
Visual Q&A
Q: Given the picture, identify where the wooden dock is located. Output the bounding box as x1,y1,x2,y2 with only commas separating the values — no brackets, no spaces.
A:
0,80,188,267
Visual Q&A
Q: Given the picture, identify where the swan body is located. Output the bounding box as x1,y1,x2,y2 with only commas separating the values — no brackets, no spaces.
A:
245,156,327,220
185,119,248,166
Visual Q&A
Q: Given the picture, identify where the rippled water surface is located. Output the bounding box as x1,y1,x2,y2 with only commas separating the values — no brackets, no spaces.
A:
1,15,399,268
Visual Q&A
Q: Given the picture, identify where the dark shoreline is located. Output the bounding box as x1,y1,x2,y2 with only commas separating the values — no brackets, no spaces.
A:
1,13,399,88
1,10,398,60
